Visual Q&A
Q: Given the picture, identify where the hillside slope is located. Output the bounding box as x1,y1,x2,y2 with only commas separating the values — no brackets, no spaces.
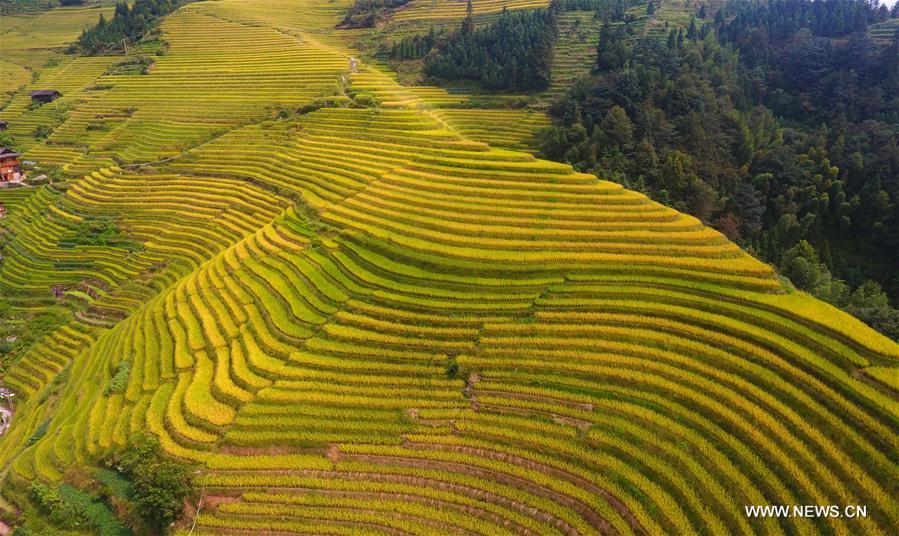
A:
1,0,897,534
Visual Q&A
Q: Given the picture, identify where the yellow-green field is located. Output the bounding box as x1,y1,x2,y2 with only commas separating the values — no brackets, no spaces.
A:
0,0,897,534
0,4,116,66
394,0,550,23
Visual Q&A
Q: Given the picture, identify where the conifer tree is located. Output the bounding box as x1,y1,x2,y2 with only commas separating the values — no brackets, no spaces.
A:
462,0,474,34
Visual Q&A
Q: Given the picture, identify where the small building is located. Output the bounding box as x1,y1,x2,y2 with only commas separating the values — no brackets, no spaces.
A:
0,120,7,131
0,147,25,183
29,90,61,103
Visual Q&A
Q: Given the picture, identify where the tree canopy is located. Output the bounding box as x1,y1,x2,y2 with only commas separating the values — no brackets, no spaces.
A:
75,0,180,54
423,7,558,90
540,0,899,338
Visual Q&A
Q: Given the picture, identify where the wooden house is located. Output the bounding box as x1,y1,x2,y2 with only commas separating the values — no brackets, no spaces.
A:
0,147,24,183
29,90,62,103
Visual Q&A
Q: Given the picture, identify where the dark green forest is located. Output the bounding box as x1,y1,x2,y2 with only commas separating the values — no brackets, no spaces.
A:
423,1,558,90
540,0,899,339
391,28,439,60
415,0,640,89
74,0,182,54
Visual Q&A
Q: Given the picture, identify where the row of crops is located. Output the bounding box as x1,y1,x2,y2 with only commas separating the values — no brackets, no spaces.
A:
541,6,653,102
0,5,353,175
394,0,551,23
9,91,897,536
0,168,287,320
8,178,895,533
1,0,897,534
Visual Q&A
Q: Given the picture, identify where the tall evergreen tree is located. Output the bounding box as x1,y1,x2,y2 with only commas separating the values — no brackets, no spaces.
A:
461,0,474,34
76,0,181,54
424,8,557,90
596,20,628,70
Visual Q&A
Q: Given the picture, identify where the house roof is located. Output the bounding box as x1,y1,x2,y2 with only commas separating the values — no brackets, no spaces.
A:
29,89,61,97
0,147,20,159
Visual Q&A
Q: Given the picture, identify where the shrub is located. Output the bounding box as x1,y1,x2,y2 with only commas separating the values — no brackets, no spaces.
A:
351,92,380,108
0,133,18,151
107,435,194,532
445,357,459,379
64,217,138,250
57,484,131,536
25,419,50,447
132,460,193,530
29,481,87,528
104,361,131,396
105,57,154,76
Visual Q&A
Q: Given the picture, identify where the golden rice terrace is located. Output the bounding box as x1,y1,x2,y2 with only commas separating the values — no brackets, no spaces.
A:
0,0,896,534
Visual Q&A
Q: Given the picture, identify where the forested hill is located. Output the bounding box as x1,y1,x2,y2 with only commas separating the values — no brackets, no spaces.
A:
541,0,899,340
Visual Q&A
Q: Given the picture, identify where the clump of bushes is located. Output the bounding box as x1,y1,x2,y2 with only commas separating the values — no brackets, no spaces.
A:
105,434,194,532
86,120,111,131
104,361,131,396
350,92,379,108
781,240,899,340
59,217,139,251
33,125,52,139
0,133,18,152
29,482,87,529
24,420,50,447
74,218,121,246
105,56,154,76
16,436,186,536
339,0,412,29
27,480,131,535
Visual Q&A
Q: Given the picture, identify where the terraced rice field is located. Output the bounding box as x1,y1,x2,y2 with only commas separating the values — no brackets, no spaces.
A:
432,109,551,150
869,17,899,43
542,5,649,101
544,11,603,101
642,0,707,38
0,4,117,66
0,59,31,100
1,0,898,534
0,4,350,173
394,0,550,23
